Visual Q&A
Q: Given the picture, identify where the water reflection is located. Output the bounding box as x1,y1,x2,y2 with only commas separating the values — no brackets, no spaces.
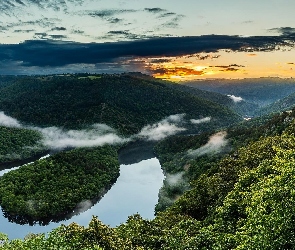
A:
0,157,164,239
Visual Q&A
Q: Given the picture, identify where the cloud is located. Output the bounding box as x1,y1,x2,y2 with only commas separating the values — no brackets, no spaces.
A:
209,64,244,72
152,67,205,77
190,117,211,124
227,94,243,103
48,34,68,40
107,18,123,24
268,27,295,36
165,172,184,187
158,12,177,18
144,8,166,13
161,15,185,28
137,114,186,141
0,33,292,72
188,131,228,157
36,124,129,150
0,111,22,127
150,58,172,63
0,111,129,149
15,0,25,5
87,9,137,19
51,27,67,31
13,29,35,33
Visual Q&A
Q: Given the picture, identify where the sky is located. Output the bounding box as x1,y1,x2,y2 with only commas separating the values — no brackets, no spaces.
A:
0,0,295,80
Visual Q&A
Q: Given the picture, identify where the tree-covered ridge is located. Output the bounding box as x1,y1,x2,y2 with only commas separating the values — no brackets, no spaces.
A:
0,73,240,134
2,121,295,249
0,126,45,164
257,90,295,116
154,109,295,212
0,146,119,225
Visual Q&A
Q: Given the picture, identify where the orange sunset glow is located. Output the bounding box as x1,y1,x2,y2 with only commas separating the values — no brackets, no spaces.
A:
138,48,295,81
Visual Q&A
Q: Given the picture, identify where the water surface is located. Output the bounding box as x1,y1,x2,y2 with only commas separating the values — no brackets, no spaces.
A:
0,156,164,239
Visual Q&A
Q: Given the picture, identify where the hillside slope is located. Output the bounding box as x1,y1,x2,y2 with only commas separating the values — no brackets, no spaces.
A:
0,73,241,134
257,91,295,116
2,107,295,249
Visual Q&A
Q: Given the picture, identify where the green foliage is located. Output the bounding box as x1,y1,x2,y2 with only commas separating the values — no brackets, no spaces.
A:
3,78,295,249
3,128,295,249
0,74,240,135
0,146,119,223
0,126,45,164
154,110,295,213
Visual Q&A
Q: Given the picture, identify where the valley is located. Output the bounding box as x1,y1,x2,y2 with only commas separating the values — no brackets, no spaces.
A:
1,74,295,248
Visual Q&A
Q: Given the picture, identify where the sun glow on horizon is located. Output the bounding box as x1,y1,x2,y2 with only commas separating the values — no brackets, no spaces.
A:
128,48,295,81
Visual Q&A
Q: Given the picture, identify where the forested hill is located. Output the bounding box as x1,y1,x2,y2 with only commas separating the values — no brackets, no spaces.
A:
3,102,295,248
257,91,295,116
184,77,295,107
0,73,240,134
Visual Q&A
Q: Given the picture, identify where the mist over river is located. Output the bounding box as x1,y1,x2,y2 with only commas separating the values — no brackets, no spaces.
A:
0,142,164,239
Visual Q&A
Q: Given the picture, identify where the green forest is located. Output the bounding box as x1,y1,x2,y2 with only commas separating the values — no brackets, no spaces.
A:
1,74,295,249
1,109,295,249
0,126,45,164
0,73,240,134
0,146,119,224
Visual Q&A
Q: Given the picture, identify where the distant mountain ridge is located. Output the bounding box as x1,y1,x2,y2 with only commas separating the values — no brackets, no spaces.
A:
184,77,295,109
257,91,295,116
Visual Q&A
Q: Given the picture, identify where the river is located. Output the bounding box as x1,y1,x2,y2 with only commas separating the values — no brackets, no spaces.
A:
0,142,164,239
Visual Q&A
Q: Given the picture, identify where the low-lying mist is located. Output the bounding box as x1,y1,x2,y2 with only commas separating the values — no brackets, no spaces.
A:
227,94,243,103
0,111,214,150
137,114,187,141
0,111,22,128
188,131,228,158
36,125,129,150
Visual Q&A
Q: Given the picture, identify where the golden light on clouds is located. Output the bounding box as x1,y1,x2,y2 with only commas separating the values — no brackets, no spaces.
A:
135,48,295,81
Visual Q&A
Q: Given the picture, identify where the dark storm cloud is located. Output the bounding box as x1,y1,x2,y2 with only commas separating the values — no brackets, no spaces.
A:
0,34,294,69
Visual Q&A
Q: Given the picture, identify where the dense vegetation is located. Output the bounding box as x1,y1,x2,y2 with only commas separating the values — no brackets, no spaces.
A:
258,91,295,116
0,126,45,164
2,111,295,249
2,75,295,249
154,109,295,212
0,146,119,224
0,73,240,134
